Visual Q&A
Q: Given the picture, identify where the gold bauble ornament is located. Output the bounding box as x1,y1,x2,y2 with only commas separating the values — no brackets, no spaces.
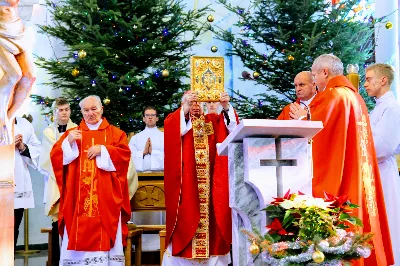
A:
312,250,325,263
71,68,80,77
211,46,218,53
78,49,87,59
207,15,215,22
162,69,170,77
248,241,260,255
288,55,295,61
253,71,260,79
385,22,393,30
103,97,111,105
353,5,362,13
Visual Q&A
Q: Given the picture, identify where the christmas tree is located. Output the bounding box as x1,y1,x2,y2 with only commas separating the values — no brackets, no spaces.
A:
32,0,210,132
212,0,378,118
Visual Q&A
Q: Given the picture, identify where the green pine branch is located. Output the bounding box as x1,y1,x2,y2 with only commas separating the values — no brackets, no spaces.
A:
33,0,211,132
213,0,379,118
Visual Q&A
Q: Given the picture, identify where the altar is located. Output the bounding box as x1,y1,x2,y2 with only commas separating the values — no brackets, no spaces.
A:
218,119,323,266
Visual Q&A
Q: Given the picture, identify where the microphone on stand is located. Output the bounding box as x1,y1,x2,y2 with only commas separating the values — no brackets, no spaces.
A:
242,71,254,80
299,102,311,121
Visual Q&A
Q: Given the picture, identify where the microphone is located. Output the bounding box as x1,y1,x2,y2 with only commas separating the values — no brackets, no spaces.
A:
242,71,254,80
299,102,311,121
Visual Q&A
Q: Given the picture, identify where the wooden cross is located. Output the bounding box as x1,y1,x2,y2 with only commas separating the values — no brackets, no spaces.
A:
259,138,297,197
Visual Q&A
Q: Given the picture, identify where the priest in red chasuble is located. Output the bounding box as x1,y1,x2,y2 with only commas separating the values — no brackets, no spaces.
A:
50,95,131,266
163,91,238,265
290,54,394,266
277,71,317,120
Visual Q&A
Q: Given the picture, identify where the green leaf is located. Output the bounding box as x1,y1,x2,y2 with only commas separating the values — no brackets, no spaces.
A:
339,213,350,220
282,210,295,227
347,203,360,209
270,233,281,242
337,224,349,229
346,217,364,227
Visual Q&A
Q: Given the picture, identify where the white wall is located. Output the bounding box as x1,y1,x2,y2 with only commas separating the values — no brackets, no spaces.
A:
375,0,400,100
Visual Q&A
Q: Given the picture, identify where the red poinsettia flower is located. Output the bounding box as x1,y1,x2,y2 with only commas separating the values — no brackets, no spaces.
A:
266,218,287,235
324,191,348,208
271,190,305,205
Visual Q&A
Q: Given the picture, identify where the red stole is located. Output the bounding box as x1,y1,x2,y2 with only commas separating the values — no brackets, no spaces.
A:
51,118,131,251
164,108,237,258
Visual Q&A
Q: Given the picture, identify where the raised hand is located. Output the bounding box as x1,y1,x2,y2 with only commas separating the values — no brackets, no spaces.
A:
68,129,82,144
183,91,199,115
220,92,230,110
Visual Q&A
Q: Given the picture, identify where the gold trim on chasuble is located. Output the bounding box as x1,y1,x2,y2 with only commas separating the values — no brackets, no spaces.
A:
81,137,100,218
356,109,378,218
78,131,106,217
191,56,224,102
191,115,214,258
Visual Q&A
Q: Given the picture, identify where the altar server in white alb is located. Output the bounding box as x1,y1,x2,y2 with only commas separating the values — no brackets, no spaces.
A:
14,116,41,249
364,63,400,264
128,106,164,251
39,98,77,266
129,106,164,172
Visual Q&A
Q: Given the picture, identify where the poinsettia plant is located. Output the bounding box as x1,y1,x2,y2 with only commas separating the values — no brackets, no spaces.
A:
243,190,373,265
264,190,363,242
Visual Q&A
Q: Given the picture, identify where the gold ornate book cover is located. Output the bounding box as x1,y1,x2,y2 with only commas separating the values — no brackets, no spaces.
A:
191,56,224,102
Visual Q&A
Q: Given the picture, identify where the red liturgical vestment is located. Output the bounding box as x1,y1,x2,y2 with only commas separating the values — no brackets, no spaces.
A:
310,76,394,266
277,99,300,120
164,108,236,259
51,118,131,251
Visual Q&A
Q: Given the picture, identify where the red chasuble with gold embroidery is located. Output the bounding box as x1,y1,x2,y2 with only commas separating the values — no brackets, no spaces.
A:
50,118,131,251
164,107,235,259
310,76,394,266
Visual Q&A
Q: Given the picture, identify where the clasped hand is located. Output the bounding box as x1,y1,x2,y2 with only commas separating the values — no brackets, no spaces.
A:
143,137,152,156
289,102,307,120
15,134,25,151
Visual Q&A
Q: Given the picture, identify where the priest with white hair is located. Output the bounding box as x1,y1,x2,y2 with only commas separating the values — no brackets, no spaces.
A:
50,95,131,266
289,54,394,265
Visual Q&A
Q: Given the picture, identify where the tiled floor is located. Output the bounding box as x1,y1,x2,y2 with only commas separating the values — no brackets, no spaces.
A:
14,252,160,266
15,251,48,266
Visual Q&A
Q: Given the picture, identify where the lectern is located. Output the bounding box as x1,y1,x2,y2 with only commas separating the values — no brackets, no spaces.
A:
218,119,323,266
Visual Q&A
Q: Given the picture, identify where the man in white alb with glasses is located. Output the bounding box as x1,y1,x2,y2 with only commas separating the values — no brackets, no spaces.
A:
129,106,164,172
